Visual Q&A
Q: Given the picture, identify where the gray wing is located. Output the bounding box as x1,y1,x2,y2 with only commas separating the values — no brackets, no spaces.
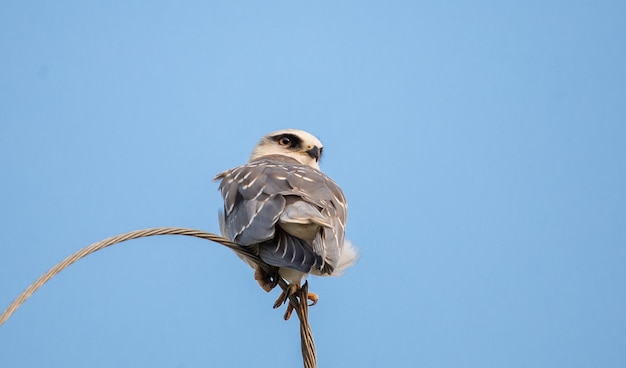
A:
214,157,347,274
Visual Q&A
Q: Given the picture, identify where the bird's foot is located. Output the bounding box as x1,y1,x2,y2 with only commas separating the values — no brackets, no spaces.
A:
273,283,298,309
273,282,319,320
254,267,279,292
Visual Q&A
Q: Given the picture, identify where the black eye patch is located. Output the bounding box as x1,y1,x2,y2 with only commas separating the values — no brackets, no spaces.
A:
272,133,302,149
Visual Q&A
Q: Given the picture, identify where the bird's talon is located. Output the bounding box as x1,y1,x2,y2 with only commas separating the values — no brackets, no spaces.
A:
283,304,295,320
273,291,287,309
274,287,319,319
273,283,298,309
307,292,319,306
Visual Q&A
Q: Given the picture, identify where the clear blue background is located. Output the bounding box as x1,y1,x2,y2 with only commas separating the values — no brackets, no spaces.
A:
1,1,625,367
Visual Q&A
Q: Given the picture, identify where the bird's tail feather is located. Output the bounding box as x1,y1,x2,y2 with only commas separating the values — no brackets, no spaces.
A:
331,240,359,276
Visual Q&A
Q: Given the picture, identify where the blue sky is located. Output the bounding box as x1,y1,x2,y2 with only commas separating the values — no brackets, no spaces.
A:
1,1,625,367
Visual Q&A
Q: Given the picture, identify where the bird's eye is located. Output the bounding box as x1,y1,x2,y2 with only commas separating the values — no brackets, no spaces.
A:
279,137,291,146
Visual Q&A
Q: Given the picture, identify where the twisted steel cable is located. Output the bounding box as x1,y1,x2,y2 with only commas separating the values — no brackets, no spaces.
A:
0,227,317,368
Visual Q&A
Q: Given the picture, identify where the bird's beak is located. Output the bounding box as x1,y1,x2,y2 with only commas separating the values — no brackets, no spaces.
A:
306,146,321,162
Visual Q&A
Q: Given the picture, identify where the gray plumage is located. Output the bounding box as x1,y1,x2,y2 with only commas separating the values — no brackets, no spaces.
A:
214,129,358,289
215,155,346,275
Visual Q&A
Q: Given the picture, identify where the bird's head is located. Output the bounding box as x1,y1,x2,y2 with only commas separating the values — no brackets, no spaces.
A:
250,129,323,170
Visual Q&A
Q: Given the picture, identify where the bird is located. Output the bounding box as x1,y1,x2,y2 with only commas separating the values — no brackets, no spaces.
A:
214,129,358,318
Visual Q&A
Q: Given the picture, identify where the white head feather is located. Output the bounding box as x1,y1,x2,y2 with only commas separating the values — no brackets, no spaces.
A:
250,129,323,170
